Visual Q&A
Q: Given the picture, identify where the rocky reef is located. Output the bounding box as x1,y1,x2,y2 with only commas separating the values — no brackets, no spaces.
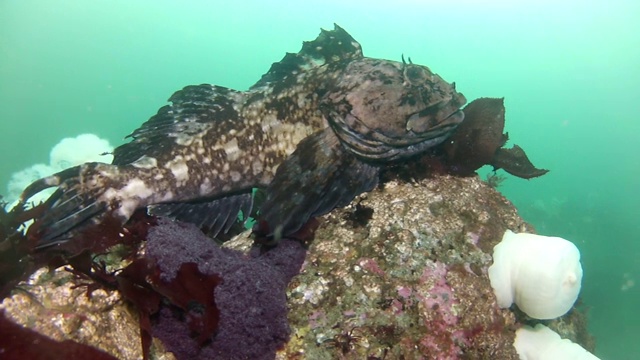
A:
0,174,592,359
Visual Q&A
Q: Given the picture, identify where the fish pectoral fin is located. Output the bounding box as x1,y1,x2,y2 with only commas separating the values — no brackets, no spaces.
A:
256,129,380,240
489,145,549,179
149,192,254,239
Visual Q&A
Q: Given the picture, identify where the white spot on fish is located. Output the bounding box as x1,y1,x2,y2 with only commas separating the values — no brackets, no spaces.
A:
200,178,212,195
102,188,117,202
44,176,60,186
261,116,282,133
131,155,158,169
118,199,138,219
159,191,174,202
121,178,154,199
102,178,154,220
171,122,209,146
229,171,241,182
252,160,263,176
223,138,243,161
164,156,190,185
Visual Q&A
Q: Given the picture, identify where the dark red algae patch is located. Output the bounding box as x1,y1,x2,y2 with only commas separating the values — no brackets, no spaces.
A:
0,310,118,360
145,218,307,360
117,258,221,360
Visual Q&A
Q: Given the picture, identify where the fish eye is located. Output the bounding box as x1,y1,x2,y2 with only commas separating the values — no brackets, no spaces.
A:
403,65,429,86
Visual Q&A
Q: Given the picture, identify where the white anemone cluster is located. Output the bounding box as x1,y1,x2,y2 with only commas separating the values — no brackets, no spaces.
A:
514,324,600,360
488,230,582,319
5,133,113,208
488,230,601,359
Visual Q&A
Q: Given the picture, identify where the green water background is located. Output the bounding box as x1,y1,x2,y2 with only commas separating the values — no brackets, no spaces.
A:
1,1,638,358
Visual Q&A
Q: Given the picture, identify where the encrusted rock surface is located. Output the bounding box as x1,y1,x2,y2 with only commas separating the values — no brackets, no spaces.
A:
0,266,174,360
1,174,592,359
276,174,530,360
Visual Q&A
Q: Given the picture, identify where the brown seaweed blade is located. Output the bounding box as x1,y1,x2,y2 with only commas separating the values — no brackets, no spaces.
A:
490,145,549,179
440,97,549,180
442,97,506,175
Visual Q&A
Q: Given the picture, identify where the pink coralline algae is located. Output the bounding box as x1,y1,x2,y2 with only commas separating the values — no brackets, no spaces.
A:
309,310,327,330
466,231,481,246
397,285,412,299
359,258,386,277
416,261,466,358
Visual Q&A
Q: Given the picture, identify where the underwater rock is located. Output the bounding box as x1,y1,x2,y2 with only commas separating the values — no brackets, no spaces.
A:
0,174,592,359
0,267,162,359
0,309,119,360
277,174,590,359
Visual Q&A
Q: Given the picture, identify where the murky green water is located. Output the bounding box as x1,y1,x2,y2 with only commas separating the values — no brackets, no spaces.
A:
1,1,638,358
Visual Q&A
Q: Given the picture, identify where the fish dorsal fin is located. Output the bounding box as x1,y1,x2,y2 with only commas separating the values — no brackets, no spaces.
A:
112,84,243,165
251,24,363,89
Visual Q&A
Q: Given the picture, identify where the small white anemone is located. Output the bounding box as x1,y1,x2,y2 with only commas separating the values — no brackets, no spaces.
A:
514,324,600,359
488,230,583,320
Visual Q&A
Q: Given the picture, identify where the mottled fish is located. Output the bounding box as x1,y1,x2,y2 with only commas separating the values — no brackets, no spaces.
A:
19,25,466,249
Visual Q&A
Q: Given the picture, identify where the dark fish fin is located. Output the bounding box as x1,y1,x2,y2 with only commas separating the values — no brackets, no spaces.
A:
112,84,243,165
149,192,253,238
20,164,111,249
490,145,549,179
256,129,379,240
250,24,363,90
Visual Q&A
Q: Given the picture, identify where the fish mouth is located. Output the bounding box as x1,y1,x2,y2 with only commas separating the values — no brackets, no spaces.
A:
405,104,465,138
327,106,466,162
445,109,465,124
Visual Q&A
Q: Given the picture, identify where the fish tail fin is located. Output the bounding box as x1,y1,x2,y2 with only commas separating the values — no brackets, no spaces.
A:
20,163,116,250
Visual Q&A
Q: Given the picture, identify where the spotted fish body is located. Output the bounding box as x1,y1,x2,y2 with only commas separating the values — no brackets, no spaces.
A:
20,25,466,248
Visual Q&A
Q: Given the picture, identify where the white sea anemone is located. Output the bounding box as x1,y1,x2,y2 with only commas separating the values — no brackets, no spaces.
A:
514,324,600,359
5,133,114,208
488,230,583,319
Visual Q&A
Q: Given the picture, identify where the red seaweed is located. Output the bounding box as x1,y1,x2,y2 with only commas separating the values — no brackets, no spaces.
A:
150,262,221,345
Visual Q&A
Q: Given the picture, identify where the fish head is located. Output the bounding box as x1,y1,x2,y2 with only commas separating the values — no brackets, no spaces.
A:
322,58,466,161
